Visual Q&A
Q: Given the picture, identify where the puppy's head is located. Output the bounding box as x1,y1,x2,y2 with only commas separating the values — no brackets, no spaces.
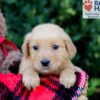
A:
22,24,76,73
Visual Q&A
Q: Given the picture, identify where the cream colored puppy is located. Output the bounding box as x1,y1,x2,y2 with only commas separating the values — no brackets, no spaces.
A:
19,23,77,90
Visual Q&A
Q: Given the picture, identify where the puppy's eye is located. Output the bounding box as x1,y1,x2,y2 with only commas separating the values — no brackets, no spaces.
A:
33,45,39,50
52,44,59,50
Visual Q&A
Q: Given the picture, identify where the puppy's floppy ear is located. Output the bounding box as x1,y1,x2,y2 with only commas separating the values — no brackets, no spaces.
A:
63,33,77,59
22,33,31,58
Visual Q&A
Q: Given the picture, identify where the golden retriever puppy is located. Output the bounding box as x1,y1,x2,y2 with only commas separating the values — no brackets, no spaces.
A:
19,23,77,90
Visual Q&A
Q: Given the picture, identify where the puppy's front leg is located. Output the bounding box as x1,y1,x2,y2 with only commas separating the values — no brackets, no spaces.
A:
19,58,40,90
60,67,76,88
22,68,40,90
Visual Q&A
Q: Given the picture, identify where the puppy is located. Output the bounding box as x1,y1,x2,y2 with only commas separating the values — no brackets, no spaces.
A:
19,23,77,90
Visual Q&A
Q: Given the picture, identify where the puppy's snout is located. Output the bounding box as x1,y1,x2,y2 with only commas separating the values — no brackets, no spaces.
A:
40,58,50,67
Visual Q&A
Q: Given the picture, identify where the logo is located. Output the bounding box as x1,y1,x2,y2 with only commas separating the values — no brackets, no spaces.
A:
83,0,93,11
83,0,100,19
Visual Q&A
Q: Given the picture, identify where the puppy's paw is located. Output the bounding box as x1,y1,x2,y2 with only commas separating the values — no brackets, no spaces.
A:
22,74,40,90
78,95,88,100
59,74,76,88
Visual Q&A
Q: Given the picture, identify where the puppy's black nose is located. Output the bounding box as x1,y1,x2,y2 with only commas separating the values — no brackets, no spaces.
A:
41,59,50,67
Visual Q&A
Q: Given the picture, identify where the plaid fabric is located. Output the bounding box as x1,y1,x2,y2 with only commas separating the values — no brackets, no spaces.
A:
0,71,88,100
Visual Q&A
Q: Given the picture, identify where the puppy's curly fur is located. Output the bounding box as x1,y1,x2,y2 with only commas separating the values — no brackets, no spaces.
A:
0,10,7,36
0,10,22,73
19,23,88,100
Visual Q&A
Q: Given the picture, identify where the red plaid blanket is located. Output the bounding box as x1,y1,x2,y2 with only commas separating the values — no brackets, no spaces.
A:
0,71,88,100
